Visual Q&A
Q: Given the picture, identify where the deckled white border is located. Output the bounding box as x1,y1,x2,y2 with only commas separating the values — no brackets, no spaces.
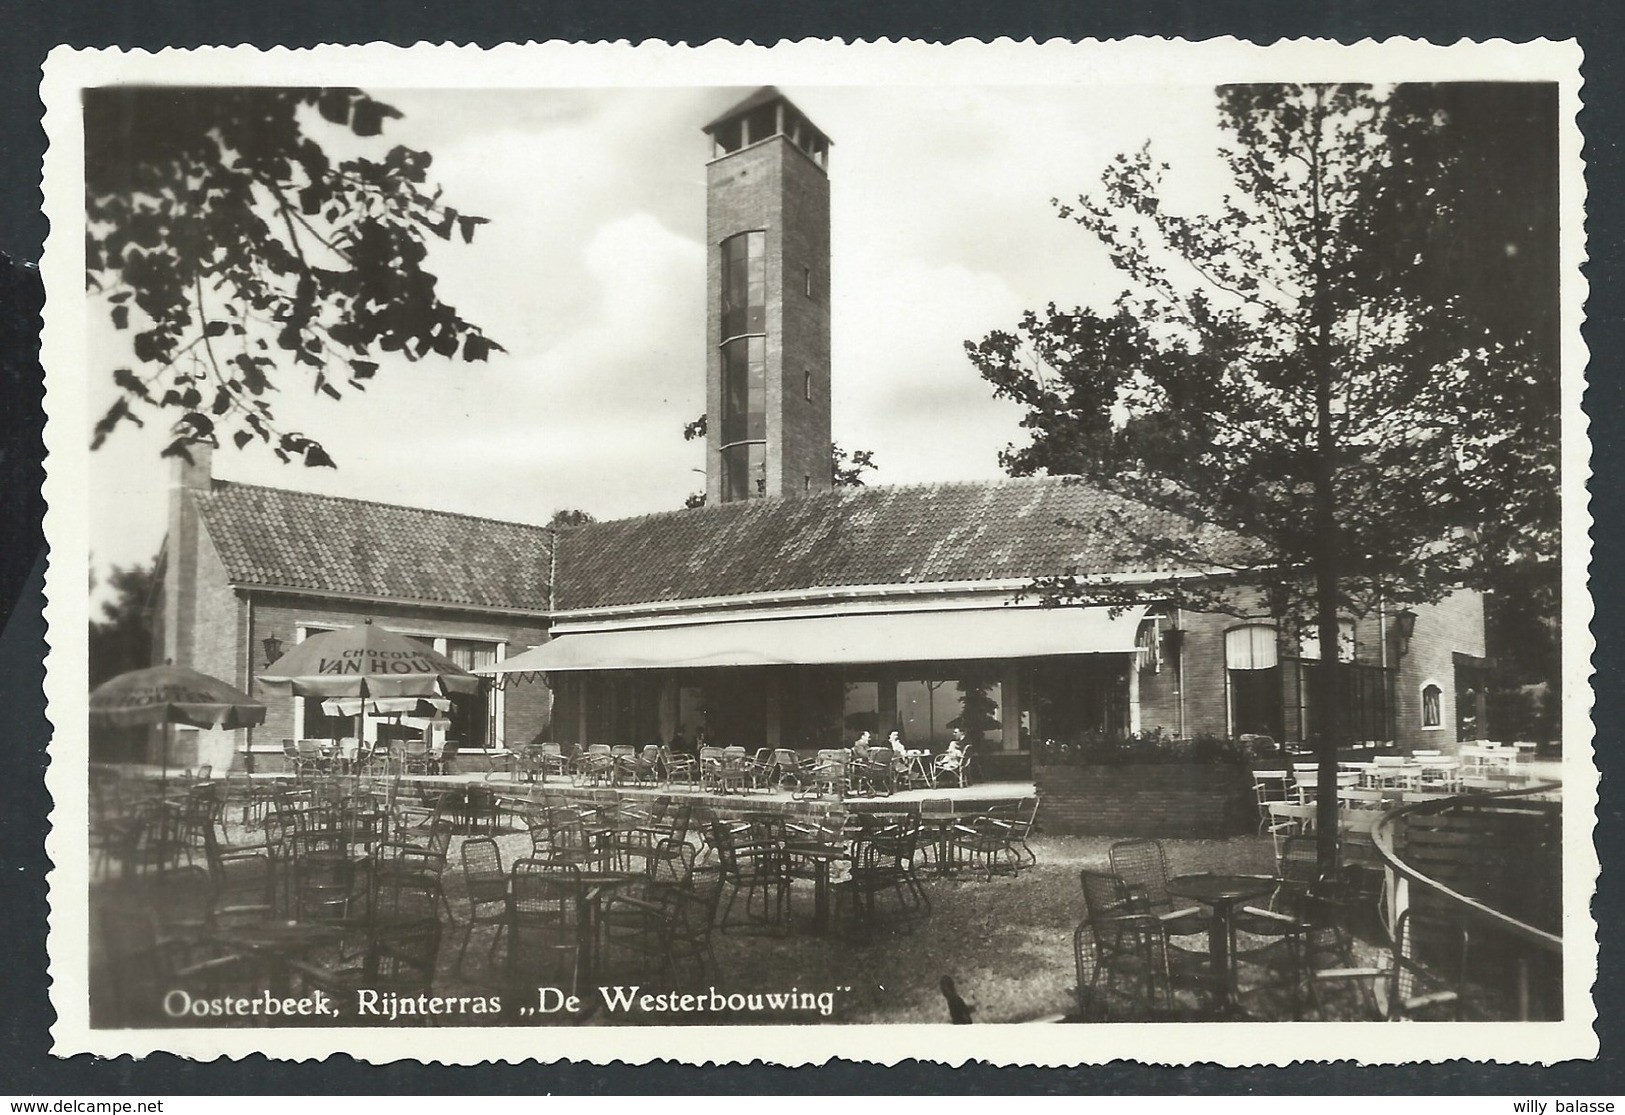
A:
40,37,1595,1065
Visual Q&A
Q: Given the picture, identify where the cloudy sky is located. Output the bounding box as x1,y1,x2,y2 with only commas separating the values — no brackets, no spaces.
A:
83,81,1239,592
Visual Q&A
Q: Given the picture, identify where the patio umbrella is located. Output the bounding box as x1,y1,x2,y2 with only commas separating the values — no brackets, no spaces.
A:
317,695,455,765
318,696,453,718
261,621,480,757
258,620,482,700
89,663,266,788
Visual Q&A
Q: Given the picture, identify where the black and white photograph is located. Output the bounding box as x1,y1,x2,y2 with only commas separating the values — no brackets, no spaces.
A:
40,39,1593,1064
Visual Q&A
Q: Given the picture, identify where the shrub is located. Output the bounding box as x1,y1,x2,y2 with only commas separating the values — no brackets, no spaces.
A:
1032,729,1259,767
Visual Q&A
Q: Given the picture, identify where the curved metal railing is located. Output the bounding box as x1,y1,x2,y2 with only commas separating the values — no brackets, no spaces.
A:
1371,782,1563,1018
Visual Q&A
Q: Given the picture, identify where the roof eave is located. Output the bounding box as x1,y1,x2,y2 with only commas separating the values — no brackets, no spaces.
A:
227,580,551,621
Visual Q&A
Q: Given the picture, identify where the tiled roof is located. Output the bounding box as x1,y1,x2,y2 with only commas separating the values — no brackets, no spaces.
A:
194,482,552,613
554,476,1250,612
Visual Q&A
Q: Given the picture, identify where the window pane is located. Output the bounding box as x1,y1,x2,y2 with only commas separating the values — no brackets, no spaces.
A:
1226,625,1278,670
445,638,496,749
721,442,766,501
842,681,879,741
1230,667,1282,737
1422,684,1442,728
720,337,765,444
720,231,765,341
1298,620,1356,662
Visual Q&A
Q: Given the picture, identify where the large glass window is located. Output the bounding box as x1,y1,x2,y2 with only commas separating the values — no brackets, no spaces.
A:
1226,624,1283,738
1455,660,1487,740
896,677,1003,749
1300,661,1393,745
1025,658,1129,743
720,336,765,444
721,231,765,340
445,639,498,749
721,442,767,501
842,681,880,741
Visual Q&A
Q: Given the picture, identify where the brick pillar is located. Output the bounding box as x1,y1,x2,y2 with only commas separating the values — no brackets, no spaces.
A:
161,441,212,668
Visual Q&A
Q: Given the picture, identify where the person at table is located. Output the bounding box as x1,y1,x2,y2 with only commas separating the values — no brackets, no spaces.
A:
935,730,966,775
888,730,907,757
851,731,872,757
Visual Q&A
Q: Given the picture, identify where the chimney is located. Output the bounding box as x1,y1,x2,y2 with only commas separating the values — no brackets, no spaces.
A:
172,439,214,493
162,439,214,665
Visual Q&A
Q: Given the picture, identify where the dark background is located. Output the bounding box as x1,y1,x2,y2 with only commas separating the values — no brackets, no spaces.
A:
0,0,1619,1095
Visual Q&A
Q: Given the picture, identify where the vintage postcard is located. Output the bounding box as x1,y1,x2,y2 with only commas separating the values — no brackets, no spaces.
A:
40,38,1595,1064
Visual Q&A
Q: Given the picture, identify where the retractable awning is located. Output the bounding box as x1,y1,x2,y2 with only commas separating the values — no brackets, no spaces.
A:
478,605,1147,678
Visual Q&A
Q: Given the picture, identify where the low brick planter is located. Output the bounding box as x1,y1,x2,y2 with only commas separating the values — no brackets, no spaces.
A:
1034,763,1256,838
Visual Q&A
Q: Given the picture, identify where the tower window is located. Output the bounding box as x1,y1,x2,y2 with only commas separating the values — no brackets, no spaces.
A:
804,370,813,401
722,443,767,502
721,231,766,340
804,266,812,298
720,337,766,445
804,475,811,492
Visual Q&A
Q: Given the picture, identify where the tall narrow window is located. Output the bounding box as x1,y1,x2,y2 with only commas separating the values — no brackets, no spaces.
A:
720,231,768,502
721,442,767,502
720,231,765,340
804,266,813,298
1421,683,1443,729
1225,624,1282,739
720,337,765,444
804,370,813,401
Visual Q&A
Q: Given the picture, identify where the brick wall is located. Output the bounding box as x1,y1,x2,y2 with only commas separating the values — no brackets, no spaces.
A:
774,137,832,499
246,595,552,769
1034,763,1256,837
1394,589,1486,752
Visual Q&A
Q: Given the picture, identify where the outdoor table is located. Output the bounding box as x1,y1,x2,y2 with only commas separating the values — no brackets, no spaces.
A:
903,750,933,788
1164,873,1277,1018
784,841,849,935
917,810,989,876
214,917,342,997
574,870,644,988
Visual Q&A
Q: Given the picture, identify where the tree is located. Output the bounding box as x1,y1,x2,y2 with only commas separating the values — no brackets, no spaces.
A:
680,413,879,506
548,509,597,528
89,561,157,687
965,84,1556,872
830,443,878,488
85,87,503,466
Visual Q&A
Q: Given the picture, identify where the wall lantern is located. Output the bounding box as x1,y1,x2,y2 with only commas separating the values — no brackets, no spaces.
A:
1162,627,1185,657
1393,608,1418,655
262,634,284,667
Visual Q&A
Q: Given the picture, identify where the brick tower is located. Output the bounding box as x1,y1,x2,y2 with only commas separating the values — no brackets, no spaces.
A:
702,87,832,504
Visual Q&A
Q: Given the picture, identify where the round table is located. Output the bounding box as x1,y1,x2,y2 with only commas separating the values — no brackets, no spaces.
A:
1165,873,1277,1017
215,918,343,996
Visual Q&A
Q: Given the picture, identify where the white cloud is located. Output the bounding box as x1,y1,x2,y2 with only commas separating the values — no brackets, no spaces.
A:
85,82,1242,598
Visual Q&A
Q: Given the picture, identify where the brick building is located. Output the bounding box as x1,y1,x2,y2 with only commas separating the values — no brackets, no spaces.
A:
147,443,554,772
143,87,1491,772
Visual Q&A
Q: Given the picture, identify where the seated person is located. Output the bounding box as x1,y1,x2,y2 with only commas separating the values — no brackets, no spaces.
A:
887,730,911,775
935,730,966,772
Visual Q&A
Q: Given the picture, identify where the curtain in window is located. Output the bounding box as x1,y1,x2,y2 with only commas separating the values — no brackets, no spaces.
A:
1225,625,1279,670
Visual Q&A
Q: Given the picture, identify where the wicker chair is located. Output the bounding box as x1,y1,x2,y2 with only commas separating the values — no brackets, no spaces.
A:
711,819,790,932
456,835,508,977
1078,868,1174,1017
505,859,586,1004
